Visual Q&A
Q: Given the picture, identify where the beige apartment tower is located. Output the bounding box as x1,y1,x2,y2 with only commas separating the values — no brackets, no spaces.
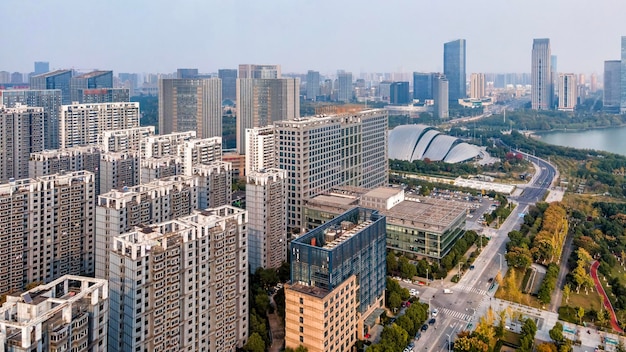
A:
59,102,140,148
470,73,485,99
558,73,577,111
245,125,276,174
0,104,44,182
108,206,248,352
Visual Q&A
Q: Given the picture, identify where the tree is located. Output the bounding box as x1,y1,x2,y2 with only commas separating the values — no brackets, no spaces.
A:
506,246,533,270
285,346,309,352
388,292,402,312
597,306,607,327
380,324,409,349
387,252,398,274
577,307,585,324
504,269,522,302
243,332,265,352
562,284,571,305
536,342,558,352
399,256,417,279
549,322,563,344
495,270,503,285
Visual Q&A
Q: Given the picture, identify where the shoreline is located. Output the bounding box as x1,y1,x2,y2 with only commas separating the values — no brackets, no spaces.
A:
530,123,626,137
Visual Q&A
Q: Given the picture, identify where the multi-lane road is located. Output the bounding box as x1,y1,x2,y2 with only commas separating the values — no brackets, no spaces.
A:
401,152,557,351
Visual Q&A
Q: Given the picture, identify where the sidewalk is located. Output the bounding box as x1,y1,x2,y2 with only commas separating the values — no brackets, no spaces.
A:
268,294,285,352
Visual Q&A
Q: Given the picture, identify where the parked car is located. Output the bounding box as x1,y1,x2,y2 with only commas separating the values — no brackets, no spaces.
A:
487,277,494,283
429,318,436,325
415,332,422,340
432,309,438,317
421,324,429,331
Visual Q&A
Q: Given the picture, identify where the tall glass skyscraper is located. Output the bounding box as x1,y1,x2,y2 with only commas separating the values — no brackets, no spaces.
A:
604,60,621,113
620,36,626,114
531,38,552,110
443,39,466,101
413,72,434,101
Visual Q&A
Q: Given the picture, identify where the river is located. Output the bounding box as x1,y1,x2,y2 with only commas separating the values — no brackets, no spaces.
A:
534,126,626,156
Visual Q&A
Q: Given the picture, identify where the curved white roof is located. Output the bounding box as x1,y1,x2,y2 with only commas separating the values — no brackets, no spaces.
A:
444,143,482,163
422,135,458,161
388,124,483,164
388,125,430,160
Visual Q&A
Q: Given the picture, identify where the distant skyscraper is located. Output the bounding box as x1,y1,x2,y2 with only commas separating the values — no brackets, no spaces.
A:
158,78,222,139
604,60,621,113
551,55,558,103
590,73,598,93
177,68,199,79
246,168,287,271
413,72,435,101
218,68,238,101
34,61,49,75
236,78,299,154
621,36,626,113
337,71,353,102
108,207,248,352
70,70,113,103
239,64,281,79
433,75,449,118
30,69,73,104
531,38,552,110
443,39,466,101
557,73,576,111
0,89,62,149
470,73,485,99
59,102,140,148
10,72,23,83
306,70,321,101
390,82,410,104
378,81,392,102
0,105,44,182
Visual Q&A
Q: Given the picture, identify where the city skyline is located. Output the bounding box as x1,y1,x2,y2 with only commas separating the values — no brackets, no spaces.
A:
1,0,624,75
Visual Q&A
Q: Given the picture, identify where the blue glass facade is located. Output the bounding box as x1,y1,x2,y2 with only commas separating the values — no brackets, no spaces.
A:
290,207,386,313
443,39,466,101
413,73,434,101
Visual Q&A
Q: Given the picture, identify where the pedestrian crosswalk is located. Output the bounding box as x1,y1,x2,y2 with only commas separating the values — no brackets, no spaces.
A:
438,307,473,321
453,284,489,296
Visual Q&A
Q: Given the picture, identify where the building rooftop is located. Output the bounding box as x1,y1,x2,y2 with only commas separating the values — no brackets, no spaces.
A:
31,69,71,78
363,187,403,199
74,70,112,79
287,283,330,299
381,197,467,232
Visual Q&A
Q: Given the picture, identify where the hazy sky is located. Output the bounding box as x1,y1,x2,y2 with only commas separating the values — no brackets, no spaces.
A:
1,0,625,76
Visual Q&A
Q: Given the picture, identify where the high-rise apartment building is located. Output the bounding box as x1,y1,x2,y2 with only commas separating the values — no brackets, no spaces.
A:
531,38,553,110
29,146,102,194
29,69,73,104
285,207,386,352
470,73,485,99
141,155,183,183
390,82,410,104
0,105,44,182
59,102,140,148
193,161,233,209
621,36,626,113
0,276,108,352
337,71,353,102
245,125,276,174
0,89,62,149
238,64,281,79
413,72,434,102
34,61,49,75
99,151,140,193
99,126,155,153
433,75,449,118
247,168,287,271
108,206,248,352
142,130,197,158
218,69,238,101
557,73,577,111
158,78,223,139
0,171,95,296
274,109,388,233
306,70,321,101
443,39,466,101
95,175,200,279
179,137,223,175
70,70,113,103
604,60,621,113
236,78,299,154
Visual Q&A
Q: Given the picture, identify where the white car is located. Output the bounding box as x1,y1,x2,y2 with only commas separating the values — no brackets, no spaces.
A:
432,309,438,317
410,289,419,296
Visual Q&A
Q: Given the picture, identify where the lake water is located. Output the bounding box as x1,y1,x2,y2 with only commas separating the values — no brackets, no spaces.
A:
535,126,626,156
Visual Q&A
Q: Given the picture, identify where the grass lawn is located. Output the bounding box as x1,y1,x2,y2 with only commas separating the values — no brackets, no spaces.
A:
559,279,604,325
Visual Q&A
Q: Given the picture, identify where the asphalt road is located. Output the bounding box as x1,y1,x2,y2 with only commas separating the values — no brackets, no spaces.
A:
406,153,557,352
